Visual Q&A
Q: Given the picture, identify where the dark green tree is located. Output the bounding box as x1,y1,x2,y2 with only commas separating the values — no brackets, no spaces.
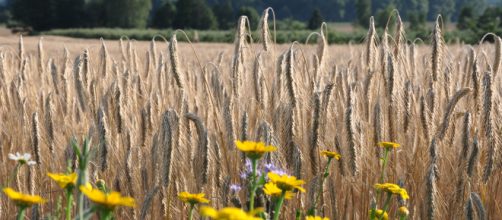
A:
104,0,152,28
457,6,475,30
213,0,234,29
55,0,86,28
174,0,217,29
307,8,323,30
11,0,58,30
151,1,176,28
84,0,106,27
355,0,371,27
407,0,428,30
238,6,259,30
476,7,502,35
375,4,395,28
428,0,455,22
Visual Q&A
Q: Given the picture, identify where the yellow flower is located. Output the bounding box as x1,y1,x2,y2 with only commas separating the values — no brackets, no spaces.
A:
263,182,293,199
377,142,400,149
320,150,341,160
374,183,409,200
3,187,45,207
267,172,305,192
398,206,409,217
178,192,210,205
200,206,262,220
369,209,388,220
235,140,276,159
79,185,135,209
47,172,77,189
306,216,330,220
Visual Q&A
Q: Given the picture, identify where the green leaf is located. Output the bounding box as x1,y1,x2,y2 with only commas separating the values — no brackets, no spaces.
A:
256,174,266,186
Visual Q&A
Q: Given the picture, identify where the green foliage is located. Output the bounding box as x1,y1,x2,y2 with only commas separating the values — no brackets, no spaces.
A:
103,0,151,28
406,0,428,31
174,0,217,30
457,6,475,30
151,1,176,28
11,0,85,30
307,8,323,30
275,18,307,30
355,0,371,27
375,4,396,28
43,27,368,44
238,6,260,30
213,0,234,30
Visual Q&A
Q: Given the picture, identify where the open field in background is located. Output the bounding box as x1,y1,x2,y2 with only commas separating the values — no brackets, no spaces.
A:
40,22,464,44
0,15,501,219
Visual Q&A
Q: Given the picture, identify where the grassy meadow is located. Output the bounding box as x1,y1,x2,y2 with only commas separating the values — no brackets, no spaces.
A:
0,11,501,220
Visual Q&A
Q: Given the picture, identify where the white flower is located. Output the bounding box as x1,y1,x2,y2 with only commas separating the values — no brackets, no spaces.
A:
8,152,36,166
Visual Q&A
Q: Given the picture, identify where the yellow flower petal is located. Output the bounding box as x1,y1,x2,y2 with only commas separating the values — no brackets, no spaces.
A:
79,185,135,209
320,150,341,160
235,140,277,159
178,192,210,204
3,187,45,207
377,142,400,149
306,216,330,220
200,206,262,219
47,172,78,189
267,172,305,193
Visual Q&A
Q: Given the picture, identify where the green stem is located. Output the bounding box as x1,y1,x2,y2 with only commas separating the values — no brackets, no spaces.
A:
312,158,332,215
65,188,73,220
101,210,114,220
272,191,286,220
376,149,390,203
380,149,390,184
249,159,258,211
399,216,407,220
378,193,392,220
16,206,26,220
6,164,21,187
188,204,194,220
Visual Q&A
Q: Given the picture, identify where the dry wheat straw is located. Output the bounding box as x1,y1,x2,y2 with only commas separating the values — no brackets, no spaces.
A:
461,112,471,158
74,55,88,112
240,112,248,141
470,192,486,220
493,36,501,78
253,53,263,106
466,195,474,220
140,186,160,220
45,94,55,155
37,37,45,75
186,112,209,187
97,107,109,172
431,16,443,82
467,136,479,178
18,35,24,70
436,88,471,140
482,71,495,183
394,13,405,59
260,8,271,51
366,16,376,72
100,39,108,78
346,85,358,175
310,92,321,173
403,81,412,132
169,34,185,89
31,112,41,165
426,140,438,220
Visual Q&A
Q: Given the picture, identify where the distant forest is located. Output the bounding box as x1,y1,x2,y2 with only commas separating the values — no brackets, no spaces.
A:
2,0,502,31
203,0,498,22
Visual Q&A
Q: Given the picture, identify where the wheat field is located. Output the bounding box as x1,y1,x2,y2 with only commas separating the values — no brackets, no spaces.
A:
0,13,501,220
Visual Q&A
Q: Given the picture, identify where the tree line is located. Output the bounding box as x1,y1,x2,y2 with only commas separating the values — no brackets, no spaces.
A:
4,0,502,31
